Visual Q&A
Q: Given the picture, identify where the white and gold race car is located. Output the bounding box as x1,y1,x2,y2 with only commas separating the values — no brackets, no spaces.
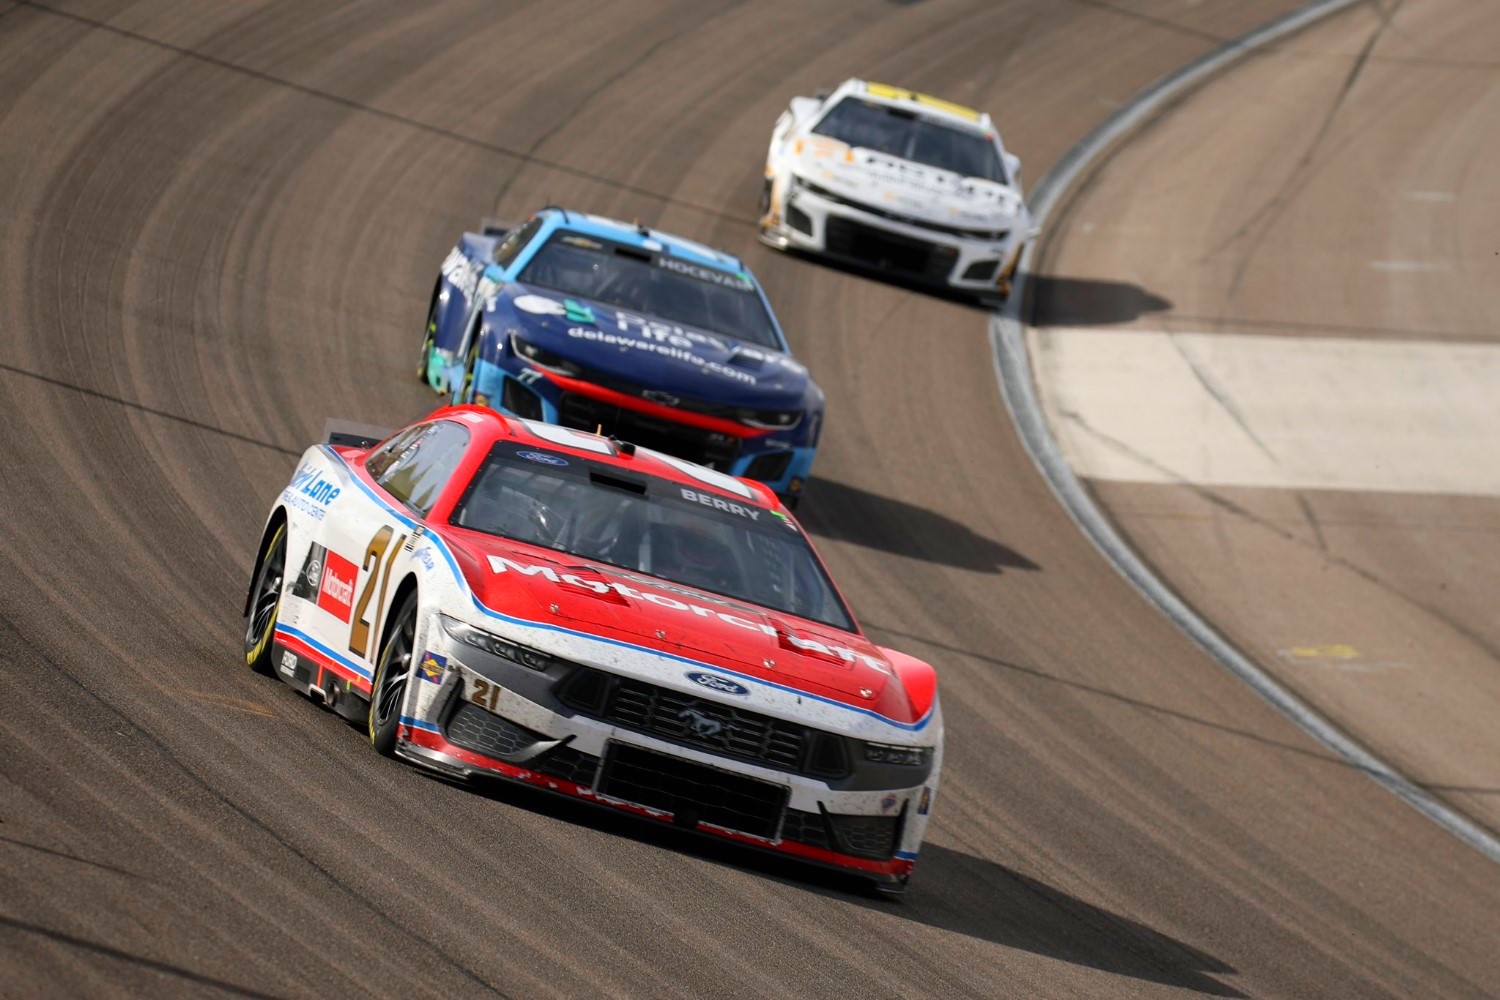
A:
760,78,1034,301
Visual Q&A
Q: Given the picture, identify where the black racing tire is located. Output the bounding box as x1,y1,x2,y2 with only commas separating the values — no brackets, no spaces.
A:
453,331,480,405
243,522,286,676
418,295,439,384
368,591,417,756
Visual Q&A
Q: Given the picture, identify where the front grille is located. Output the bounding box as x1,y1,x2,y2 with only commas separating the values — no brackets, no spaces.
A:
559,669,850,777
961,259,1001,282
557,392,740,470
447,702,543,758
445,702,602,787
824,217,958,282
781,807,832,850
501,376,544,420
830,813,901,859
786,203,814,235
600,743,787,839
802,181,1010,241
743,450,793,483
532,745,601,787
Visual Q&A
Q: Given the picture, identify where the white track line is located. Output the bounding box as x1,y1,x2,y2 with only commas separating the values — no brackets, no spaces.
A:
988,0,1500,864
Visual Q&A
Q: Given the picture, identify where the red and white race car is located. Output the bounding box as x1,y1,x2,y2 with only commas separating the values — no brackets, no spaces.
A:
243,406,943,892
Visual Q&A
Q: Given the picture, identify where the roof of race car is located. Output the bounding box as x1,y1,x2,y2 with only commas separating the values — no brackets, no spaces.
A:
534,207,749,276
848,79,993,131
423,404,783,508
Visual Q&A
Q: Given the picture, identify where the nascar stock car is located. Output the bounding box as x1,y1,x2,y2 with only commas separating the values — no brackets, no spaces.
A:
419,207,823,507
243,407,943,892
760,78,1035,301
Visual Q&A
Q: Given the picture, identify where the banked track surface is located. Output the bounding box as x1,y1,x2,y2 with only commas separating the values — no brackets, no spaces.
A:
2,2,1498,997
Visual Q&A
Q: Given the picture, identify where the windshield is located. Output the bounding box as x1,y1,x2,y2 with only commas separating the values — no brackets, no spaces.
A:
518,232,782,349
453,444,854,631
812,98,1006,183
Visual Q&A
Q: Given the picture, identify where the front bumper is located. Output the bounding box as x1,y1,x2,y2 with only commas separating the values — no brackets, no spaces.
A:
470,356,816,498
762,178,1024,295
396,634,929,886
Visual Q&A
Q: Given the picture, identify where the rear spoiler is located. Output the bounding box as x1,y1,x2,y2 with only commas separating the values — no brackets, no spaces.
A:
323,418,391,450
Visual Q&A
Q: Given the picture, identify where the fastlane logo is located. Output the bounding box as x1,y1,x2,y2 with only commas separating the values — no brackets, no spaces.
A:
316,551,357,623
283,464,342,521
486,555,886,671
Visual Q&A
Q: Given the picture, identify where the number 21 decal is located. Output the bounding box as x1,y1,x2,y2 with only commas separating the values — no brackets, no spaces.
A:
349,525,406,661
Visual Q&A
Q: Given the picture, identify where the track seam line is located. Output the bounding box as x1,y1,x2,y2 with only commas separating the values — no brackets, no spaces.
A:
988,0,1500,866
12,0,756,227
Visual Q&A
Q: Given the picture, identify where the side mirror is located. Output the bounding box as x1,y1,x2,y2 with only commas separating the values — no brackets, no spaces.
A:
789,96,823,121
1003,151,1022,180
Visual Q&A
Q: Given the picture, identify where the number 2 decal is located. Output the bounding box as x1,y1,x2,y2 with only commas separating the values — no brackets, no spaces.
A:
349,525,406,661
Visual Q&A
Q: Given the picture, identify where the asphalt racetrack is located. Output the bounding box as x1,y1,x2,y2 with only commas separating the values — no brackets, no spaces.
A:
2,2,1498,997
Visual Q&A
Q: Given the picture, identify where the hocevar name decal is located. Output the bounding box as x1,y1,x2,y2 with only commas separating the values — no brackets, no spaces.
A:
486,556,885,671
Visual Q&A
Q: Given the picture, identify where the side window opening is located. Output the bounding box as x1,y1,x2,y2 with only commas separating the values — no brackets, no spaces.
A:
364,426,424,480
492,217,545,271
370,421,471,515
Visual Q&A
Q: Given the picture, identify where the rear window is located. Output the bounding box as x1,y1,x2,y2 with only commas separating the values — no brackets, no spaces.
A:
452,444,853,630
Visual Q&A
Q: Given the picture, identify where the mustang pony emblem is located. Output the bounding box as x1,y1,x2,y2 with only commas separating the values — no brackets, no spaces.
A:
677,707,724,738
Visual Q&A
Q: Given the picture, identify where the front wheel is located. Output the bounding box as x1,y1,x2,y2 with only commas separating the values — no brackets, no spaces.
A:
418,296,439,384
244,523,286,676
451,333,480,405
368,591,417,756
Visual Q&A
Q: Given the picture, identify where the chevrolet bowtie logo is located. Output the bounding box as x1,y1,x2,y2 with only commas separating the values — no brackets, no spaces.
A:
642,389,681,407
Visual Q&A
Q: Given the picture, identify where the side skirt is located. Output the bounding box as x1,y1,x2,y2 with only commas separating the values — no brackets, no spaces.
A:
270,638,371,723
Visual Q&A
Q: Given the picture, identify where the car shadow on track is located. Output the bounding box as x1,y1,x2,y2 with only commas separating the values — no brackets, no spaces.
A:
434,768,1241,996
1027,274,1173,327
763,245,1173,326
798,477,1039,574
829,842,1244,997
768,247,999,311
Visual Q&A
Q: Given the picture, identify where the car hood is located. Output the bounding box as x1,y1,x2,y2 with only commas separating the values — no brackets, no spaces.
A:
490,283,812,410
795,135,1023,231
440,528,919,722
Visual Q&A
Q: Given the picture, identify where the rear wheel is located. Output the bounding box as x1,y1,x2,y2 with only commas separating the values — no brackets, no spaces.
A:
243,523,286,676
368,592,417,756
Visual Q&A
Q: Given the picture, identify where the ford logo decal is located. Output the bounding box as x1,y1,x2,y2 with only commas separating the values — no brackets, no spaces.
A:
516,450,569,467
685,672,749,696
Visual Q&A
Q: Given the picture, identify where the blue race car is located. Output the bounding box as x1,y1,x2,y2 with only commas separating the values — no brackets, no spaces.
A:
419,208,823,505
